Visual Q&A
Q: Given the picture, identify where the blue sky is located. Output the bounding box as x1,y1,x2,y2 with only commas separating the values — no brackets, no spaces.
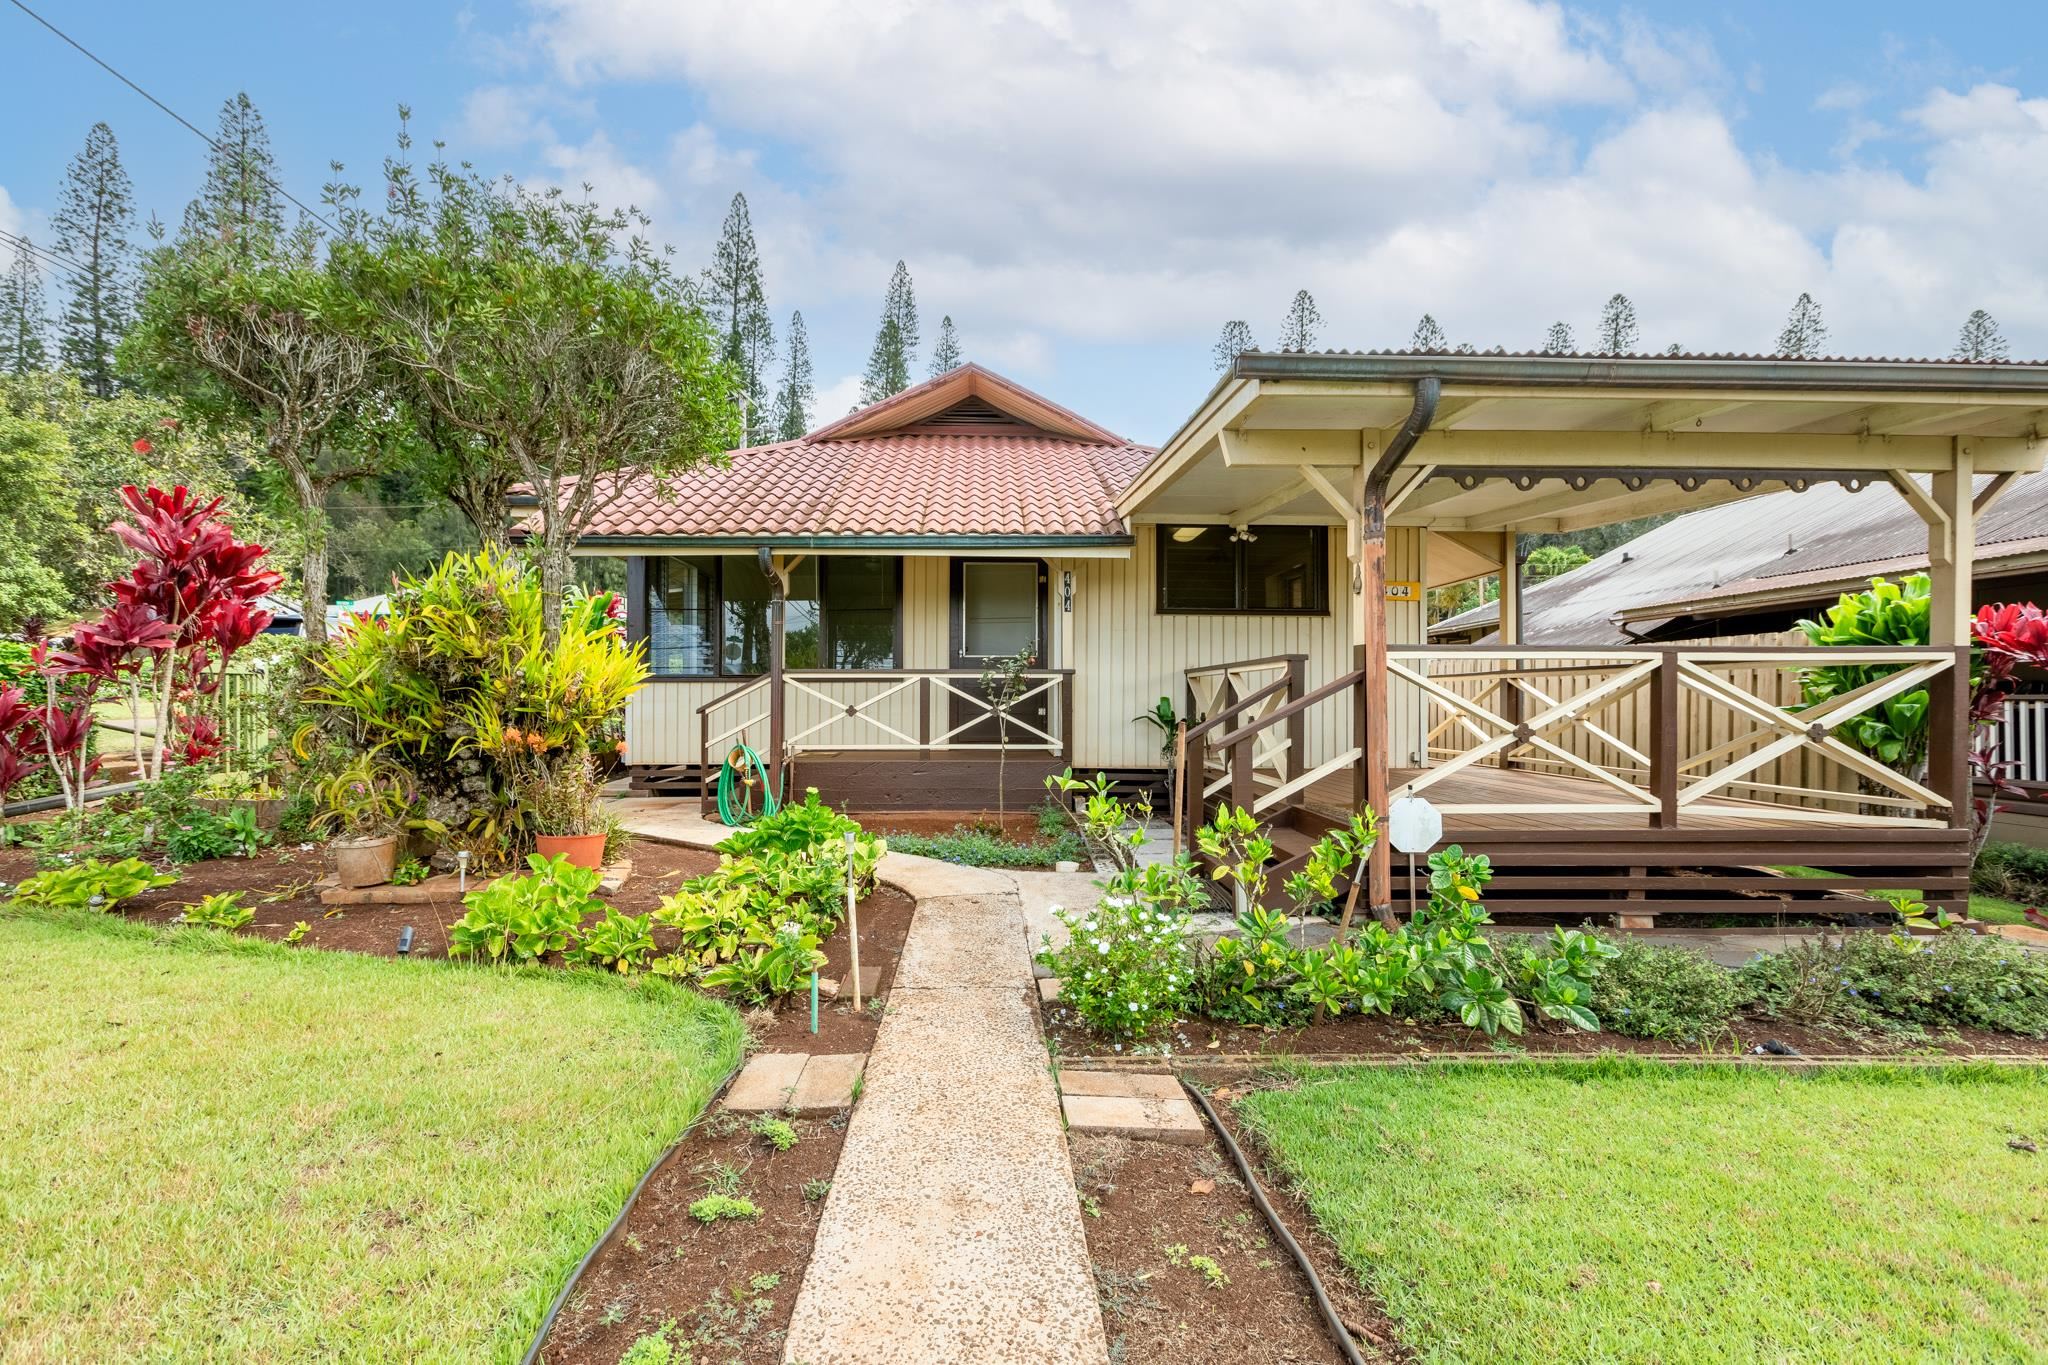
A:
5,1,2046,443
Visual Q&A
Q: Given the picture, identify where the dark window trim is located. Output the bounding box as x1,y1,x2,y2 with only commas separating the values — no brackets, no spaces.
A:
1155,524,1330,617
633,554,904,681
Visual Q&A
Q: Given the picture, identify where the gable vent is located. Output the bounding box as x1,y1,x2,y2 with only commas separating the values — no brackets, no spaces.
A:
912,396,1035,431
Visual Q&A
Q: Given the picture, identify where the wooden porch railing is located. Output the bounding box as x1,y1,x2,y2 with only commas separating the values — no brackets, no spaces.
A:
1177,644,1971,840
696,668,1076,814
1396,645,1970,829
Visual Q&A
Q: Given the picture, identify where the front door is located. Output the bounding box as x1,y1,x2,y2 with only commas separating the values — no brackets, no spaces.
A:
949,559,1048,745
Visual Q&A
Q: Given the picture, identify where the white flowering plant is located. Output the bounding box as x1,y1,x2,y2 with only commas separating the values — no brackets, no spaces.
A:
1036,860,1205,1038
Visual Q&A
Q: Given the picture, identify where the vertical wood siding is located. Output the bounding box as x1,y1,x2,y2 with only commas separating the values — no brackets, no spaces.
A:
623,530,1424,771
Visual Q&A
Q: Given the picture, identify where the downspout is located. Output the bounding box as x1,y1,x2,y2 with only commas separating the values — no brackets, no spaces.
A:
1357,377,1440,925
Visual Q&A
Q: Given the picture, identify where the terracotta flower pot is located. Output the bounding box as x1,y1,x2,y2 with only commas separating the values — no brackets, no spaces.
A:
332,834,400,888
536,833,606,869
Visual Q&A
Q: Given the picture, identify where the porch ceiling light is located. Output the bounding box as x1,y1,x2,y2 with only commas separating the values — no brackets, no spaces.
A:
1171,526,1208,543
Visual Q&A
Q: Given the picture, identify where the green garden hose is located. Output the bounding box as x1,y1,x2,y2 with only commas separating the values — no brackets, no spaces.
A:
716,742,782,825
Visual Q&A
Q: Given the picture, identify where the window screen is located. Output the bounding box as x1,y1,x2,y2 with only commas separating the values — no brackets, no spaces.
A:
1158,525,1326,614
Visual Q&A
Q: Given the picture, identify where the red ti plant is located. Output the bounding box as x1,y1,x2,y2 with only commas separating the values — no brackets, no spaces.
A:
1967,602,2048,857
105,485,281,779
0,684,39,807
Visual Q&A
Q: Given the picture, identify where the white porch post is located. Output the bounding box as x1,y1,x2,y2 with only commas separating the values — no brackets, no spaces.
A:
1926,443,1975,646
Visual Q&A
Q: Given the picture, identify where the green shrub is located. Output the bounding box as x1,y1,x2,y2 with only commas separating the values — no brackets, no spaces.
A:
687,1194,759,1223
698,921,826,1004
750,1116,799,1151
164,806,266,863
1737,929,2048,1038
11,858,176,911
1575,934,1743,1042
1038,861,1206,1038
447,853,600,962
617,1323,682,1365
178,891,254,930
1971,840,2048,905
885,826,1087,868
572,908,657,974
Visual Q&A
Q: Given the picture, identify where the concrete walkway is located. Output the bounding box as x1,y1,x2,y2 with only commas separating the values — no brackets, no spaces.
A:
613,801,1110,1365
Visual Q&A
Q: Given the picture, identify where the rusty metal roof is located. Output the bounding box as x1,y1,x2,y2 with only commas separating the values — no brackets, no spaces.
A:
1431,473,2048,643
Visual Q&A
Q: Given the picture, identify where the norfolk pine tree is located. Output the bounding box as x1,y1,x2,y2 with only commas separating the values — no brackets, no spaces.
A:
1775,292,1829,358
1278,290,1322,351
1409,314,1447,351
1542,320,1574,354
0,244,48,374
1954,309,2009,362
51,122,137,397
180,93,286,264
704,193,774,444
929,315,962,377
1595,294,1639,354
1212,320,1255,370
773,310,815,440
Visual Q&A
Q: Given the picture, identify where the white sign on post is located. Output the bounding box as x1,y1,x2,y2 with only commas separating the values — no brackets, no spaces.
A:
1387,796,1442,854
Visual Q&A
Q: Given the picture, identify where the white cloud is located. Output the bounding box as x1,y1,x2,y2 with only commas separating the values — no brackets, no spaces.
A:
815,371,863,419
465,0,2048,399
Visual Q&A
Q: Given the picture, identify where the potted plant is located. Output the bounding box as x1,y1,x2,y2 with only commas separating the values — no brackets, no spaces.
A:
313,756,416,888
520,747,608,869
194,765,289,831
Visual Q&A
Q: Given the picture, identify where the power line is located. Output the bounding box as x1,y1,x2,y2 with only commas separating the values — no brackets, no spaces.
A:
0,228,90,284
5,0,341,237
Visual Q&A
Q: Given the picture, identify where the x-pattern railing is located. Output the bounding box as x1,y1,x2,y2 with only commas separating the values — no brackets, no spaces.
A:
1394,649,1663,814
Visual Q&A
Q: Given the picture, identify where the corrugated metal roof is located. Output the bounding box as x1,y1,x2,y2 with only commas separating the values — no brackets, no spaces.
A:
1431,472,2048,644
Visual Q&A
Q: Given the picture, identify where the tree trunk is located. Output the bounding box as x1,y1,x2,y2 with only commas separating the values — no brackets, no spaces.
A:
538,536,568,650
283,448,330,646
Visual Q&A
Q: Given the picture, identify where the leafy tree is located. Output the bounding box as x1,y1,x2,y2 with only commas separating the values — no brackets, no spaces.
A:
1524,544,1590,581
929,314,962,377
773,309,815,440
1595,294,1639,354
1954,309,2010,363
0,243,48,374
1776,292,1829,359
1212,319,1255,370
1410,314,1447,351
1541,320,1574,354
179,93,286,264
1,369,276,617
125,227,372,642
859,316,908,405
703,193,774,445
1664,341,1685,355
0,402,80,629
345,154,733,646
1278,289,1322,351
51,122,136,397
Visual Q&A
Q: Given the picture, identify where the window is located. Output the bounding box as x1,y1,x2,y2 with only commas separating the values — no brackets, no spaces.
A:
639,555,899,676
1157,525,1327,615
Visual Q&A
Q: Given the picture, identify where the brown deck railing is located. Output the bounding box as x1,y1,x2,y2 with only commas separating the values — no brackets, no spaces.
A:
1179,644,1971,838
696,668,1076,815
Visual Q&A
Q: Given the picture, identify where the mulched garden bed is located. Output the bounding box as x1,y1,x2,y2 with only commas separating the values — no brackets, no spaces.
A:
1042,1001,2048,1062
539,1108,850,1365
1071,1126,1400,1364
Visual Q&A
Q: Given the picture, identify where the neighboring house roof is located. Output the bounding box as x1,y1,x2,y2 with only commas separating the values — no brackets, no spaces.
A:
567,364,1152,547
1431,472,2048,644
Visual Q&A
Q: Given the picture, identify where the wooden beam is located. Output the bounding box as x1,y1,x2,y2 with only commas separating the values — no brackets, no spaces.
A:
1383,462,1438,517
1218,427,1362,467
1297,464,1355,520
1887,470,1948,530
1227,476,1310,526
1644,399,1751,432
1928,440,1975,645
1975,470,2019,518
1405,428,2042,472
1428,396,1495,430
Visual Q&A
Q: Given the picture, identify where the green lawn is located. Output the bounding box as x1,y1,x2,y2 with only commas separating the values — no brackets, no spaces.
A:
0,908,743,1363
1241,1062,2048,1364
1772,864,2031,925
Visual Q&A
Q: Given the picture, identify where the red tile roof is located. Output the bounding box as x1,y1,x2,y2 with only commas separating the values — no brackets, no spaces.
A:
572,367,1154,543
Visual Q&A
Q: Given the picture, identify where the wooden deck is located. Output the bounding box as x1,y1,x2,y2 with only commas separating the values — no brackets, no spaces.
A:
1299,765,1860,832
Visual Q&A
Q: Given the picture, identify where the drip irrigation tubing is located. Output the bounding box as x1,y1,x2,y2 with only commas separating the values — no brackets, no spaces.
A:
519,1059,745,1365
1180,1078,1373,1365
